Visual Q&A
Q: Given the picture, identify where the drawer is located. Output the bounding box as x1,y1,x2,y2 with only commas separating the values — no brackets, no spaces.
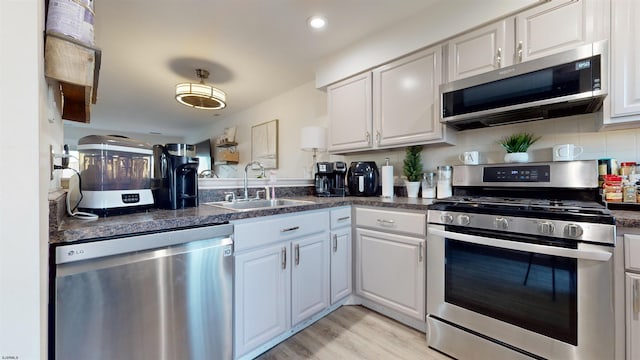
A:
233,210,329,252
330,206,352,229
355,207,426,237
625,234,640,271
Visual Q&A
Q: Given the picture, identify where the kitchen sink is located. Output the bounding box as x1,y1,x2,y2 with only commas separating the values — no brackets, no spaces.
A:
203,198,316,211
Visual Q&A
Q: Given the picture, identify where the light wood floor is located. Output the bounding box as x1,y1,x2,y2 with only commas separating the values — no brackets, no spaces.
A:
255,305,451,360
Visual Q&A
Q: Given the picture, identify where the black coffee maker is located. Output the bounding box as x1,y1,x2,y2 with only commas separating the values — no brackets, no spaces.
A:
315,161,347,197
347,161,379,196
152,144,199,209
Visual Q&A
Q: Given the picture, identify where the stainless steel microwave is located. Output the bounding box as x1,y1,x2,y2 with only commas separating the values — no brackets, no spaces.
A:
440,41,608,130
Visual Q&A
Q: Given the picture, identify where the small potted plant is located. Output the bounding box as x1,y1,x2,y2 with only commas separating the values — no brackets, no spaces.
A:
403,145,423,197
498,132,540,163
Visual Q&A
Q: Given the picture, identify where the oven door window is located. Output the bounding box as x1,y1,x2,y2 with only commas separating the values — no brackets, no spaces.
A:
445,238,577,345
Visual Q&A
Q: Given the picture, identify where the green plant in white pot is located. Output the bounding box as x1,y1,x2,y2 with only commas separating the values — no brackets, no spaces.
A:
403,145,423,197
498,132,540,163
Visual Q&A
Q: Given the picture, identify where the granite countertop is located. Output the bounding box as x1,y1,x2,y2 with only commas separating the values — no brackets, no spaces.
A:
51,196,435,244
50,193,640,244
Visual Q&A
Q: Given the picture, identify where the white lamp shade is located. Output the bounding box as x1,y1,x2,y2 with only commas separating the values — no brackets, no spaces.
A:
300,126,327,151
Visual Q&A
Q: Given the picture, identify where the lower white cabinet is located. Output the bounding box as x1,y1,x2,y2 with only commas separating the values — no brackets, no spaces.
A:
330,207,352,304
354,207,426,322
625,234,640,360
233,211,330,359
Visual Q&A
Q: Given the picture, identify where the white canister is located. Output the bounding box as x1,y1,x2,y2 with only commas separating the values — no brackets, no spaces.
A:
381,158,394,198
437,166,452,199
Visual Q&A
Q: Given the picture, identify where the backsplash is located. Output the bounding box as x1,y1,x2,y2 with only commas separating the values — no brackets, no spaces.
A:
343,113,640,179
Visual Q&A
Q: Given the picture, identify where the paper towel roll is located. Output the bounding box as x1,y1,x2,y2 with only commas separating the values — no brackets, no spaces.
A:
381,165,394,197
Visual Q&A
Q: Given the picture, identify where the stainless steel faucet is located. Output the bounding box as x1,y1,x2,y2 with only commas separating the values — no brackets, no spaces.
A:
244,161,264,200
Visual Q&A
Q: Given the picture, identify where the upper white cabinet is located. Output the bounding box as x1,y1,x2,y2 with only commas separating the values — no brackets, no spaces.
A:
515,0,608,62
327,45,453,153
447,20,512,81
327,73,373,152
373,46,449,148
602,0,640,127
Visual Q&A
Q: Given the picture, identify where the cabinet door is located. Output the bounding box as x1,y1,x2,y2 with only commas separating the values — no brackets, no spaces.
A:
330,226,352,304
234,243,290,357
291,233,330,326
327,73,373,152
515,0,598,62
355,228,425,320
611,0,640,119
447,19,512,81
373,46,444,147
627,272,640,360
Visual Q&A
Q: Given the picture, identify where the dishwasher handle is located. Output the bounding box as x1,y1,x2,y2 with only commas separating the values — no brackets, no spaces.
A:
55,224,234,264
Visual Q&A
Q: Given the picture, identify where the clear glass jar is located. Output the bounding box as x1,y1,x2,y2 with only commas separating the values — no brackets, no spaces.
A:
421,172,436,199
437,166,452,199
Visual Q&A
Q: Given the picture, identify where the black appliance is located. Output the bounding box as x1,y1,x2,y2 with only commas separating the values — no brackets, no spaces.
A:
314,161,347,197
440,40,607,130
426,160,616,360
347,161,379,196
152,144,199,209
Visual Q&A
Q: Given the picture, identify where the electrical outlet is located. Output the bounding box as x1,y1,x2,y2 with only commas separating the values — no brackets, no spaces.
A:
50,144,54,180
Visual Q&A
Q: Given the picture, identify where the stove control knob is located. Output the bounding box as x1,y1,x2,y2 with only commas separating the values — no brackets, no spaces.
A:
457,214,471,226
494,217,508,230
564,224,584,238
441,213,454,224
538,221,555,235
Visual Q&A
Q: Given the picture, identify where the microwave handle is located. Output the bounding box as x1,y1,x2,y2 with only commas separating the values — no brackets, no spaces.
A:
428,227,611,262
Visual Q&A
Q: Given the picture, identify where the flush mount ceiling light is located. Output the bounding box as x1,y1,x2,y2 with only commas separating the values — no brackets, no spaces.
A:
175,69,226,110
307,15,327,30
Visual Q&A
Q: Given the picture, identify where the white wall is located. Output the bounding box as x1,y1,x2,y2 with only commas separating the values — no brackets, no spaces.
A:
189,81,328,179
0,0,50,359
315,0,540,87
344,113,640,182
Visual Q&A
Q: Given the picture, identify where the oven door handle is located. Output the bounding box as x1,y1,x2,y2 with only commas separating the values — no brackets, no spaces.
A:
428,227,612,262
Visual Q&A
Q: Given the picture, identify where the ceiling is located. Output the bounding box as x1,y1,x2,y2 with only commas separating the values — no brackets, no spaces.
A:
67,0,441,137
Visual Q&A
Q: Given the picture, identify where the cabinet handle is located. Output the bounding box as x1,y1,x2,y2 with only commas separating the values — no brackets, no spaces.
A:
295,243,300,266
419,242,423,263
333,234,338,252
377,218,395,226
281,226,300,233
376,131,381,144
634,279,640,315
281,247,287,269
496,47,502,67
365,132,371,145
517,41,523,63
337,216,350,222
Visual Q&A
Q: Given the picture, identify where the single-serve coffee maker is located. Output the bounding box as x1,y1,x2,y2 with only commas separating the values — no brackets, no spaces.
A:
152,144,199,209
315,161,347,197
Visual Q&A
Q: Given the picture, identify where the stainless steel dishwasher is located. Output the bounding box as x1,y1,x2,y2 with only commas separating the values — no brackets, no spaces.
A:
53,223,234,360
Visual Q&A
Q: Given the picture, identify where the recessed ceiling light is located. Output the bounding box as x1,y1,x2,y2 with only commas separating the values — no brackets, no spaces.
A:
308,15,327,30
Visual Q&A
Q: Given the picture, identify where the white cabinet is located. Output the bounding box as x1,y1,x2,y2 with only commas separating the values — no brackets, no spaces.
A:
327,45,453,153
330,207,352,304
373,46,450,147
447,20,512,81
235,243,289,355
327,73,372,152
515,0,607,63
354,207,426,321
603,0,640,127
624,234,640,360
447,0,608,81
233,211,330,358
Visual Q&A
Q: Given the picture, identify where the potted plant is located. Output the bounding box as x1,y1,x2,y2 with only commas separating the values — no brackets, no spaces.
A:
498,132,540,163
403,145,423,197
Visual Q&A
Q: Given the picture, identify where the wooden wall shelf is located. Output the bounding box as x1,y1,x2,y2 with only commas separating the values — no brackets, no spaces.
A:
44,33,101,123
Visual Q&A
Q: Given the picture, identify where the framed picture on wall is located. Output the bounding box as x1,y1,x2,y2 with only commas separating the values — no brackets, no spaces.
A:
251,119,278,169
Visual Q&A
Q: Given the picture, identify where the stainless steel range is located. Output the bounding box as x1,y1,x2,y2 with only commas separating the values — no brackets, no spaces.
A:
426,160,616,360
